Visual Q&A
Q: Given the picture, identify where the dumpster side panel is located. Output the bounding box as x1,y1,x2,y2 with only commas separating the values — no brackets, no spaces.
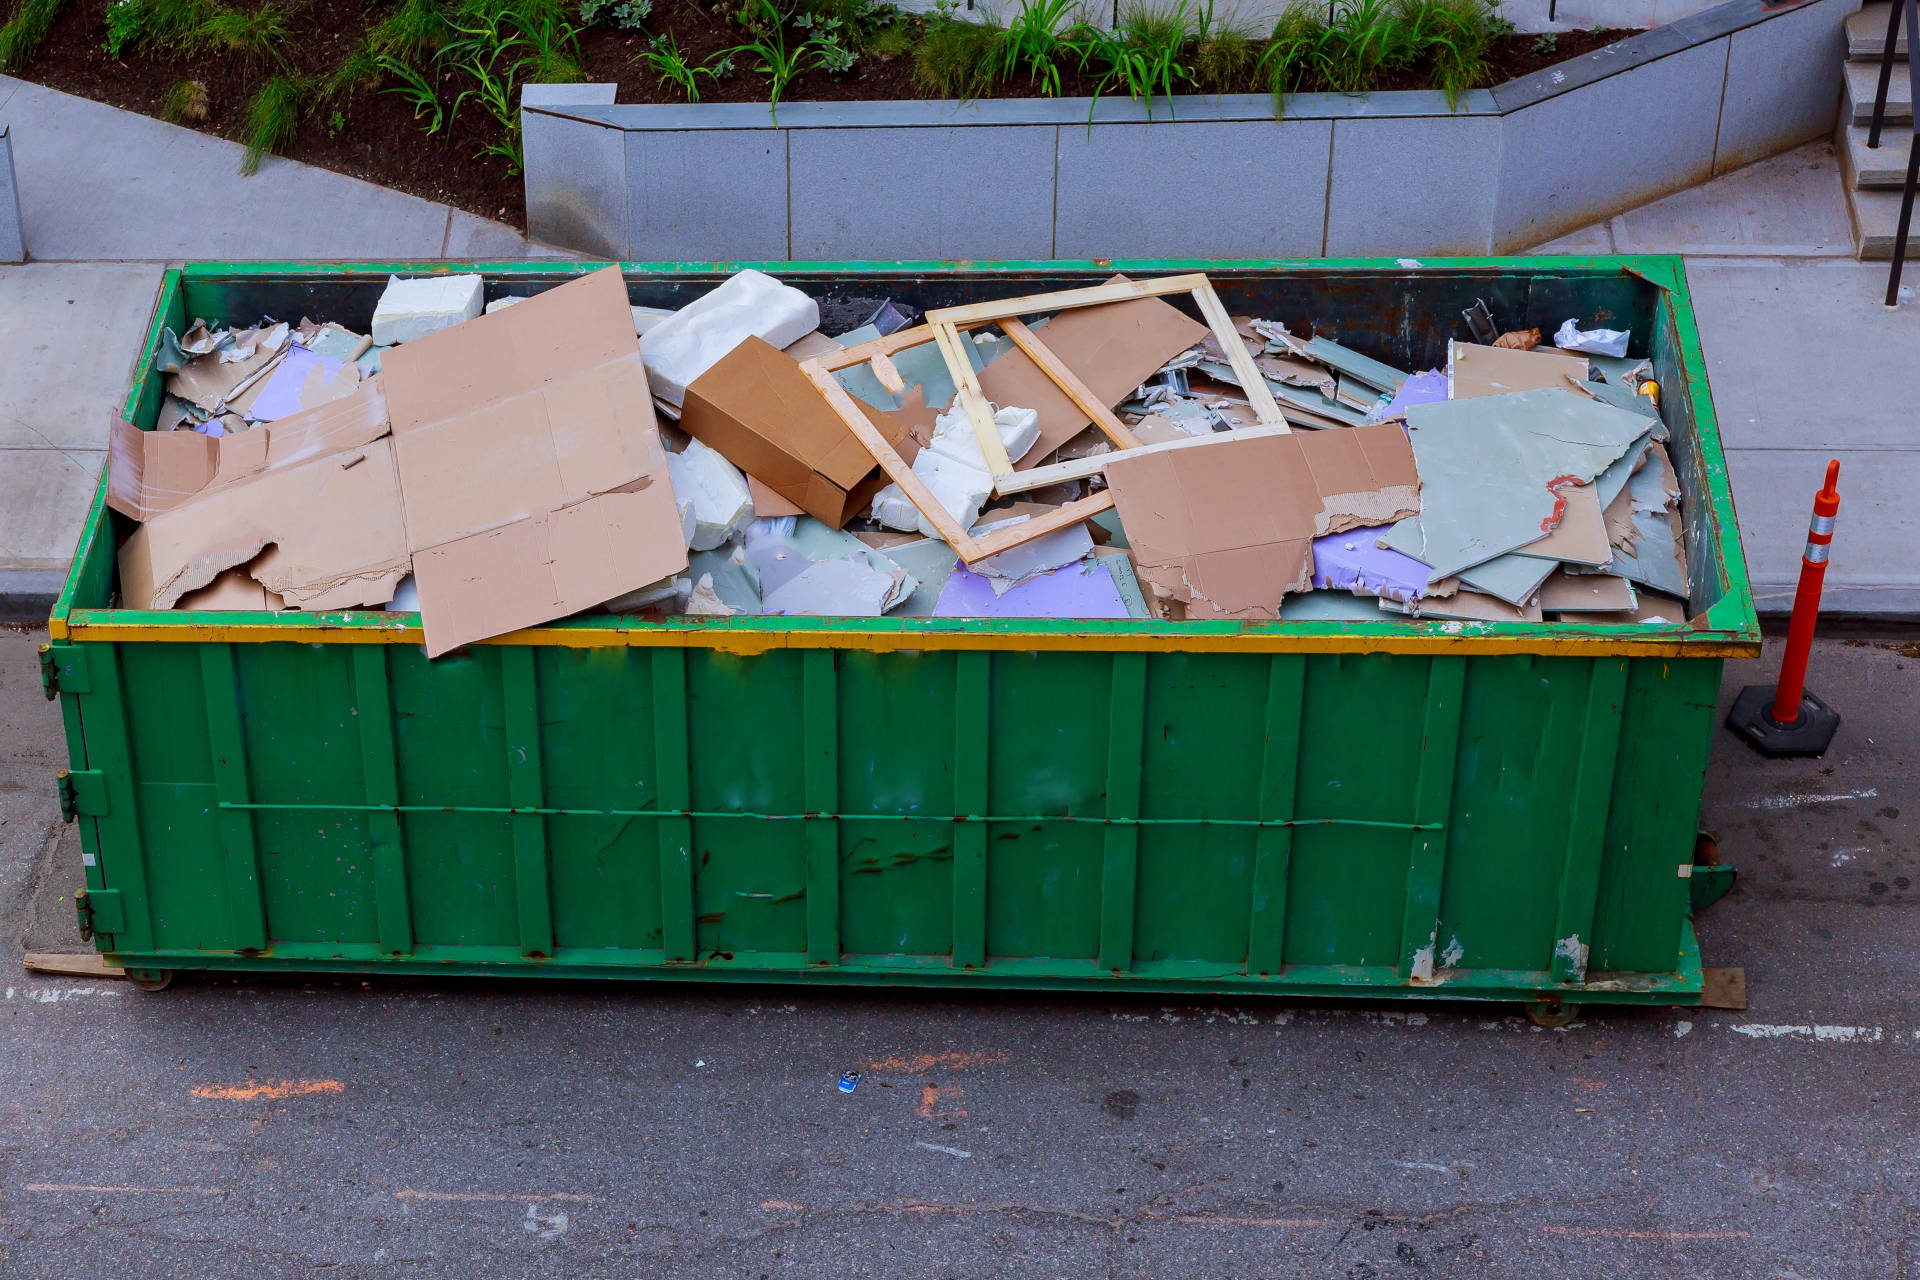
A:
1590,656,1721,973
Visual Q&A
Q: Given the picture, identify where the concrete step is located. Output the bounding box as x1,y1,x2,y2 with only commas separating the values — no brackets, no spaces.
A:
1839,119,1917,188
1846,179,1913,259
1845,58,1914,124
1849,2,1909,61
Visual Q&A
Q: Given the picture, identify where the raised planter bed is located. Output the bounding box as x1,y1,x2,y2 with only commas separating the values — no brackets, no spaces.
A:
524,0,1854,260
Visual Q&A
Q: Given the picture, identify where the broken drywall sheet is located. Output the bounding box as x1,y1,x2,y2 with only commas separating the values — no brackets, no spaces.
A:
1448,341,1589,400
883,537,964,617
1538,570,1637,613
381,265,689,656
371,274,483,346
1588,438,1689,599
641,269,820,407
1380,586,1544,623
1279,591,1392,621
1513,481,1612,566
1370,368,1448,422
681,335,928,528
1298,335,1407,394
1103,422,1420,619
1199,360,1368,428
835,329,996,414
108,378,392,522
976,279,1209,462
119,437,409,611
1310,527,1431,603
229,342,362,422
1456,552,1557,606
932,560,1130,619
1390,388,1653,579
971,519,1094,594
687,544,762,615
167,322,291,414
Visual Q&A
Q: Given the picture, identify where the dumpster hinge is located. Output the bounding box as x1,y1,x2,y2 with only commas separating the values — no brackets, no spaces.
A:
56,769,109,822
38,642,90,700
75,888,125,943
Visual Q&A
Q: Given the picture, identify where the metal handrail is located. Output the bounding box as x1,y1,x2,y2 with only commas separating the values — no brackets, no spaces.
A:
1866,0,1920,307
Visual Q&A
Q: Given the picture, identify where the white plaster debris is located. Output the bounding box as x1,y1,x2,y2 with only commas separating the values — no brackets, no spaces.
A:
667,437,754,551
1742,789,1878,810
971,520,1094,594
371,274,484,345
640,269,820,406
915,1142,972,1159
1730,1024,1885,1043
872,404,1041,537
682,573,735,617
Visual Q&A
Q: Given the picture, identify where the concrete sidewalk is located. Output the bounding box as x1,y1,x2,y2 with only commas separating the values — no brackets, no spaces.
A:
0,74,1914,615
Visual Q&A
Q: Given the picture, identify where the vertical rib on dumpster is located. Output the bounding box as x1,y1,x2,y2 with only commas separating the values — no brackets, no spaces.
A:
1550,659,1628,984
803,650,841,964
952,652,989,969
352,646,412,955
653,648,696,961
1099,653,1147,973
87,644,155,954
201,643,268,952
1399,656,1465,981
503,648,555,958
1247,654,1306,976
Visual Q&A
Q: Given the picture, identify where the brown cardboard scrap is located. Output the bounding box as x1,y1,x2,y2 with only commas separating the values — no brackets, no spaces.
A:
380,265,689,656
107,379,391,522
1255,352,1337,395
1516,482,1611,566
1538,569,1636,612
1103,422,1419,619
119,437,409,611
1623,588,1688,624
975,278,1208,463
747,475,806,519
1492,328,1542,350
176,565,286,611
1448,341,1589,399
681,335,926,528
167,322,290,413
781,330,843,362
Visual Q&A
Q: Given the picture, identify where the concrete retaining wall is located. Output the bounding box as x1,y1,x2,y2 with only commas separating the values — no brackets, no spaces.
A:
522,0,1857,262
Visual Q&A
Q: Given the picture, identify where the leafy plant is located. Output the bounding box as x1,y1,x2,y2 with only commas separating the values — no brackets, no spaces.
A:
240,70,306,174
376,50,445,130
190,2,289,63
160,75,210,119
0,0,68,71
1258,1,1331,108
1529,28,1554,55
579,0,649,28
104,0,213,58
1068,0,1194,117
912,10,1001,99
638,29,731,100
321,38,384,96
867,18,911,56
1189,0,1251,92
793,9,855,72
723,0,832,120
996,0,1076,95
367,0,450,61
325,105,346,132
1391,0,1495,104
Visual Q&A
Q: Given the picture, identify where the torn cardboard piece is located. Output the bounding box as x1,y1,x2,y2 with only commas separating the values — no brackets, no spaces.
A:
972,278,1212,462
167,321,290,414
380,265,688,656
1103,422,1420,619
681,335,930,528
119,437,409,611
108,379,391,522
176,566,285,611
228,341,362,422
1447,341,1589,399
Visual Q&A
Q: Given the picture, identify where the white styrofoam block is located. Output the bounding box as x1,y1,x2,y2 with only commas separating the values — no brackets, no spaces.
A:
632,306,674,336
666,437,753,551
870,403,1041,537
371,274,484,345
484,296,526,314
639,269,821,406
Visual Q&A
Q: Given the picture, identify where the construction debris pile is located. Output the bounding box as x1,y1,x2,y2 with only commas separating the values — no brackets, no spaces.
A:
106,266,1692,656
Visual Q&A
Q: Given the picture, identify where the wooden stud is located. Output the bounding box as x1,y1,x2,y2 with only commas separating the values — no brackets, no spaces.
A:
999,319,1142,450
868,351,905,395
922,273,1209,329
995,422,1294,495
933,320,1015,477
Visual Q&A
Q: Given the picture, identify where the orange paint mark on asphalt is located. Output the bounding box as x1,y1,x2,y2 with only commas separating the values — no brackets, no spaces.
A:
761,1200,805,1212
918,1084,968,1120
190,1079,345,1101
863,1050,1009,1074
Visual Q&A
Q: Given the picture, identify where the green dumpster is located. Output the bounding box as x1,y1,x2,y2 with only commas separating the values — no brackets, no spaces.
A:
41,256,1759,1017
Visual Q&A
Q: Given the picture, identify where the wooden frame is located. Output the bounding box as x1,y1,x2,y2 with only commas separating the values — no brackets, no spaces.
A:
798,325,1118,565
923,273,1289,496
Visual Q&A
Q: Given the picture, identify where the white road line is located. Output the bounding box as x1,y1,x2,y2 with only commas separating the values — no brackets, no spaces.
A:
1741,788,1879,810
915,1142,972,1159
395,1190,598,1203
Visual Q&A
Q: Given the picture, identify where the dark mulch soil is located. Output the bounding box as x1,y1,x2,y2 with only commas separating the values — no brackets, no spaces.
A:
13,1,1635,233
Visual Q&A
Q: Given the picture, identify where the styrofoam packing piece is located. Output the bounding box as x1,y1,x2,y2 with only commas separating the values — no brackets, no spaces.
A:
683,573,736,616
761,556,907,617
639,269,820,406
871,404,1041,537
666,437,753,551
371,274,484,345
483,296,526,314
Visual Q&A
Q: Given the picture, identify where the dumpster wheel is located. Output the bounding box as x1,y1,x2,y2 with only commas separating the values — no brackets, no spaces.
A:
1525,997,1578,1029
124,968,173,992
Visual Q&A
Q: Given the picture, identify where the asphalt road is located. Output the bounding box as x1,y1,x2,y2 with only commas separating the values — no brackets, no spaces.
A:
1,626,1915,1279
